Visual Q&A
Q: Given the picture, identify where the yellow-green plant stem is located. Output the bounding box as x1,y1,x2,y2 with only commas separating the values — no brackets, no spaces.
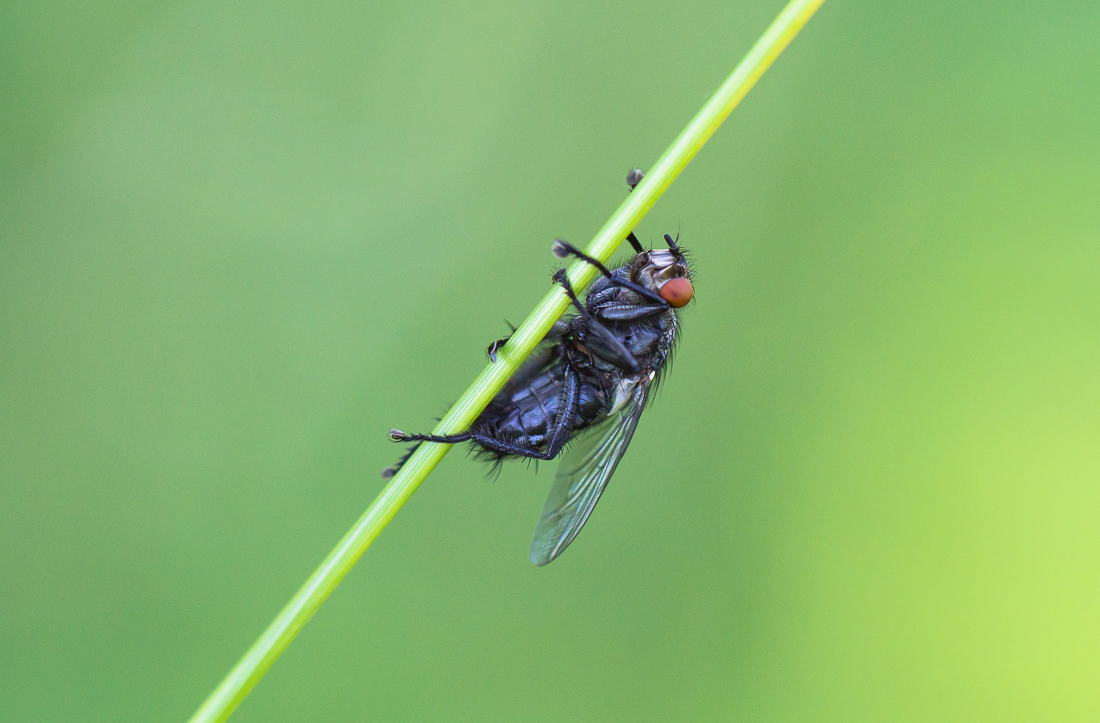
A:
188,1,825,720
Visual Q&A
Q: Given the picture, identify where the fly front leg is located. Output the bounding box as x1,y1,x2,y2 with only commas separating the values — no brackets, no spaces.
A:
553,268,594,319
551,239,669,307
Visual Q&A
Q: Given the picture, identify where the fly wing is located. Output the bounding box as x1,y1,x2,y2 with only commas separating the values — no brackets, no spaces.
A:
529,377,649,566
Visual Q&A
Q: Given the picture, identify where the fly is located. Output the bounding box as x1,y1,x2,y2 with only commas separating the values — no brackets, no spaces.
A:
385,170,695,565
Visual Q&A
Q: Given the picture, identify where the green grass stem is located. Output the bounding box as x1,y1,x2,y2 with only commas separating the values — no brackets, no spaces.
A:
188,1,826,719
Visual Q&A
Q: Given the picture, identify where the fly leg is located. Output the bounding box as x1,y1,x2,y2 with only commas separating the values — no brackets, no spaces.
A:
382,430,475,479
624,169,646,252
381,442,421,479
486,339,507,363
388,430,474,444
553,269,641,373
551,240,669,308
540,362,582,457
486,321,519,362
486,335,512,363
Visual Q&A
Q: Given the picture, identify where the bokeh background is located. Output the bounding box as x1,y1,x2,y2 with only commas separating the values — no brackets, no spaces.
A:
3,0,1099,720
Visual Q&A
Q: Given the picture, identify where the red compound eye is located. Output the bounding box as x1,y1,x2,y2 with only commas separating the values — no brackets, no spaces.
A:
660,277,693,308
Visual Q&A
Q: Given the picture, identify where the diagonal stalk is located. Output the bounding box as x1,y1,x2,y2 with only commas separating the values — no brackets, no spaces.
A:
188,0,826,720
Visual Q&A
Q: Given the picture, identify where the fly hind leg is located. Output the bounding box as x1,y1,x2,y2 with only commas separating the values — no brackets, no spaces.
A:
381,442,421,479
389,429,473,444
392,428,569,462
382,430,476,479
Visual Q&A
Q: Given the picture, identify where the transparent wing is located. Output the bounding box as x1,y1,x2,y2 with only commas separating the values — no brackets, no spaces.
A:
529,379,649,566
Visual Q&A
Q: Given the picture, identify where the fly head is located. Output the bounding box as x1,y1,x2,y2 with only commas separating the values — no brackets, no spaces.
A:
633,236,694,308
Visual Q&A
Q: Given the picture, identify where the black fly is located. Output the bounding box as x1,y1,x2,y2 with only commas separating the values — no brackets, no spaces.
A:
386,170,695,565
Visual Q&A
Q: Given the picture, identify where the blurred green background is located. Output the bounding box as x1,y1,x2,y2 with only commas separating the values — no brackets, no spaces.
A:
3,0,1099,720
